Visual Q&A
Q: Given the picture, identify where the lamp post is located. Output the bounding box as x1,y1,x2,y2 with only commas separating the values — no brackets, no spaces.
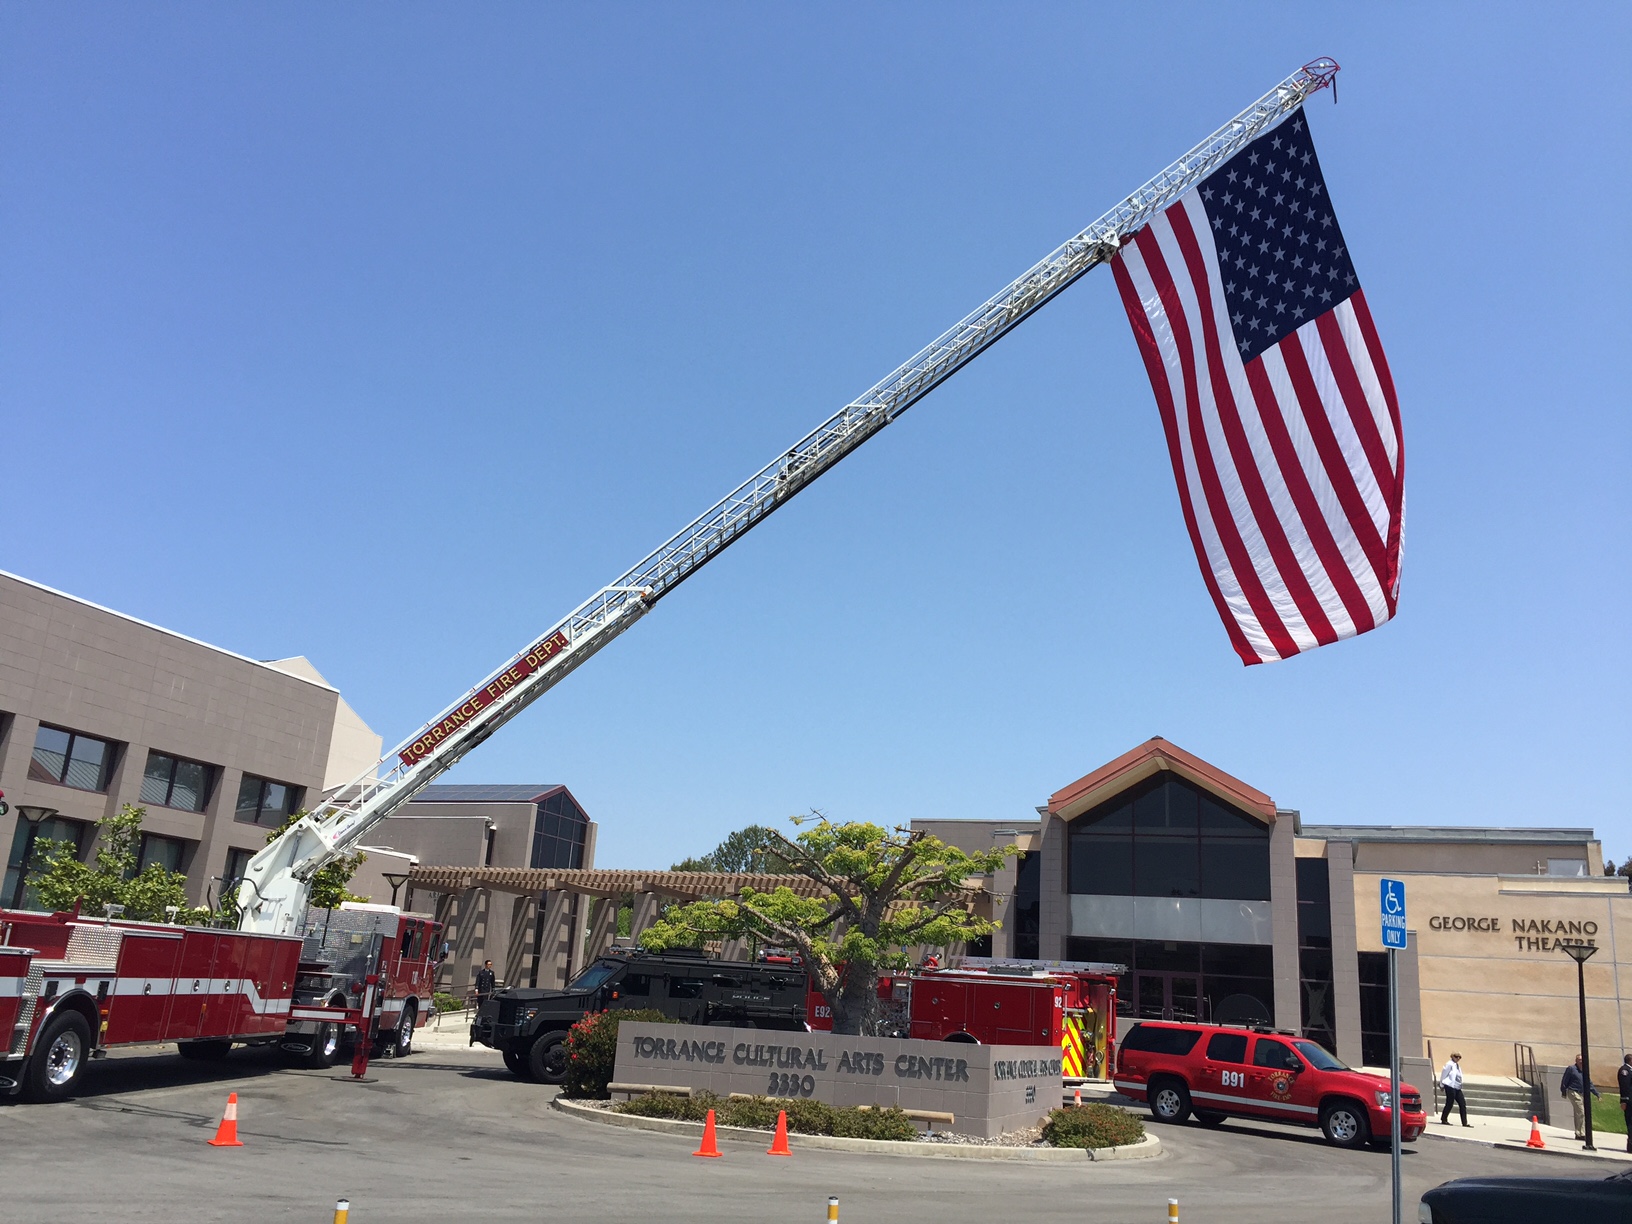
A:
1560,940,1600,1151
381,871,411,908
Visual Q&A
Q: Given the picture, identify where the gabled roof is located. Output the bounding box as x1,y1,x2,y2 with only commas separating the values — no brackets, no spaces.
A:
1047,737,1277,824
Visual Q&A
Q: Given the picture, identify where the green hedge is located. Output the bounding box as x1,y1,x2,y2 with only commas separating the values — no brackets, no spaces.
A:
614,1091,918,1141
561,1009,679,1099
1040,1102,1146,1149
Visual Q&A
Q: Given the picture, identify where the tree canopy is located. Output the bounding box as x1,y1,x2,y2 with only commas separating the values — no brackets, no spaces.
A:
669,824,790,874
28,804,208,922
641,815,1012,1034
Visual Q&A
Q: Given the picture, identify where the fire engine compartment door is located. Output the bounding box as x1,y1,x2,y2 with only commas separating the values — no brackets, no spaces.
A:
974,982,1036,1045
113,932,180,1044
199,935,253,1038
164,931,219,1040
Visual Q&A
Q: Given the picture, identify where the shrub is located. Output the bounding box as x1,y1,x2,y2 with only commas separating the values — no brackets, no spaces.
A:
432,992,467,1016
612,1091,916,1141
561,1009,678,1099
1040,1102,1146,1149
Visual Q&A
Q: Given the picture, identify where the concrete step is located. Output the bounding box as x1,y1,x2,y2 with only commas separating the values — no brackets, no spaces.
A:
1435,1082,1541,1120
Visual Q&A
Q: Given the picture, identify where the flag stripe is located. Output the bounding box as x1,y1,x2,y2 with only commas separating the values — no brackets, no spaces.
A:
1132,225,1298,660
1163,202,1338,648
1111,255,1261,666
1346,290,1406,607
1315,310,1397,508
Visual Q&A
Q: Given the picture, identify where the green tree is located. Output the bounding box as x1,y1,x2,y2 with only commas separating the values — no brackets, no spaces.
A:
28,804,210,922
670,824,791,874
641,815,1012,1034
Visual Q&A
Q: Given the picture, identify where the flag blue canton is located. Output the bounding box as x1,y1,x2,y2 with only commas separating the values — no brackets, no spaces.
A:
1199,112,1359,364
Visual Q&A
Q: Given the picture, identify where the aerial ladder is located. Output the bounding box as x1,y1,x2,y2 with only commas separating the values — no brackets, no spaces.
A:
236,59,1341,938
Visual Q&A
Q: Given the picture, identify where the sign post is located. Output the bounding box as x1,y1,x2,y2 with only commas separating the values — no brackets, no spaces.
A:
1380,878,1407,1224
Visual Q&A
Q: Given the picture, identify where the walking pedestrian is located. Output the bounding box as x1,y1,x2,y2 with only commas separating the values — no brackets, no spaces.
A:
1561,1053,1600,1141
1618,1054,1632,1153
1438,1052,1469,1127
474,959,497,1009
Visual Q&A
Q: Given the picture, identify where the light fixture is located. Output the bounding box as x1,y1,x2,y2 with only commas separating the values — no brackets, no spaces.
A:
1559,940,1600,1151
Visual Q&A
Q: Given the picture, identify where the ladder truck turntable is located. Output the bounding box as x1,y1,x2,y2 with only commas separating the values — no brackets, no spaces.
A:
0,60,1338,1102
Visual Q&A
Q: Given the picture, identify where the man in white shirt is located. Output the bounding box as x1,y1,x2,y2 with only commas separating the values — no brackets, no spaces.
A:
1439,1052,1469,1126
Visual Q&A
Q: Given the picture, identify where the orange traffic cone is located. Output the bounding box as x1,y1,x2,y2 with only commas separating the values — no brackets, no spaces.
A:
1073,1087,1082,1107
1525,1116,1546,1149
767,1109,792,1156
693,1108,723,1158
208,1092,244,1147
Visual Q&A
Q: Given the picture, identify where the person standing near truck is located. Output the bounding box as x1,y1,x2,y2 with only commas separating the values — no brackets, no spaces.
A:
474,960,497,1009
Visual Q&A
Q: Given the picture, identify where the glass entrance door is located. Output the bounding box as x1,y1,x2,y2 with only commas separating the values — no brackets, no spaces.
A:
1135,973,1202,1021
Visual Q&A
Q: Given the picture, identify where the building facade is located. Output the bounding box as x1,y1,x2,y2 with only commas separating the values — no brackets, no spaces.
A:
0,570,381,910
924,737,1629,1085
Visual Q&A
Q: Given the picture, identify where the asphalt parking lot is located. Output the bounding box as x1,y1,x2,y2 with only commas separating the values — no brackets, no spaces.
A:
0,1041,1608,1223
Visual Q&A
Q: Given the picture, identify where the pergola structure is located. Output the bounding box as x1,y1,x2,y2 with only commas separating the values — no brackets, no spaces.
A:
406,865,830,993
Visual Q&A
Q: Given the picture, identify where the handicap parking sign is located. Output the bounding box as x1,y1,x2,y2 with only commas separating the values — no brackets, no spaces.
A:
1380,878,1407,949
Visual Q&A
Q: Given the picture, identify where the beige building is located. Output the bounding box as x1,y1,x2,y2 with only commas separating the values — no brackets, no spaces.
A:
0,570,380,909
926,737,1631,1096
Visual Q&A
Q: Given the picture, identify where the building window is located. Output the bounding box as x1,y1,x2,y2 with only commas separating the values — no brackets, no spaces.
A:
3,814,89,909
1012,851,1040,960
223,846,254,887
137,833,189,876
1067,775,1270,901
1357,951,1392,1068
530,790,589,870
140,752,216,812
1068,937,1274,1026
1296,857,1337,1052
28,725,116,792
235,775,301,827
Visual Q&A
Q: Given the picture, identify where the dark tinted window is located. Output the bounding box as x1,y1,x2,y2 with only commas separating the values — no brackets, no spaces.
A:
1252,1039,1302,1071
30,725,115,792
1136,838,1200,897
668,977,706,999
1205,1032,1249,1063
236,774,302,827
1070,834,1132,894
568,962,620,992
141,752,216,812
621,973,652,997
1118,1024,1201,1056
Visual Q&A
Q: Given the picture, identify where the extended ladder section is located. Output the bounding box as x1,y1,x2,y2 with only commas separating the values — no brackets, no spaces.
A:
237,59,1341,936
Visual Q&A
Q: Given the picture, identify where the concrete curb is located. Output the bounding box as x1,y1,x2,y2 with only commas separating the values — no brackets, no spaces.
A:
551,1096,1162,1162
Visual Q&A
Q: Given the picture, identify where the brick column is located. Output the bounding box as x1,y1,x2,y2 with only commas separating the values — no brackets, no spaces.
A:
1038,812,1068,959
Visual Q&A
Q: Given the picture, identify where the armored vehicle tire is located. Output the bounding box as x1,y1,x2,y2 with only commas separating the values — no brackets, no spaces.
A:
1320,1099,1371,1149
23,1010,92,1102
527,1031,570,1084
393,1003,416,1057
1148,1077,1192,1124
503,1049,530,1079
305,1022,343,1069
178,1039,233,1061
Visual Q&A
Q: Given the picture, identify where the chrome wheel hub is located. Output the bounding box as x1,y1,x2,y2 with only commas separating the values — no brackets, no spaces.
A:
46,1032,83,1087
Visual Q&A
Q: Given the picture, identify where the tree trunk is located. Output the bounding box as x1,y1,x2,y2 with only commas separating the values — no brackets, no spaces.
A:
829,959,877,1036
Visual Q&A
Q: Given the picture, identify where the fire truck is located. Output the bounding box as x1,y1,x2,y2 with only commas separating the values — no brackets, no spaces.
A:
1,60,1334,1100
0,898,442,1102
808,958,1121,1080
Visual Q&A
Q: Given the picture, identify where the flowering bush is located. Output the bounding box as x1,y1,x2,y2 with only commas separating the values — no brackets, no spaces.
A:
561,1009,677,1099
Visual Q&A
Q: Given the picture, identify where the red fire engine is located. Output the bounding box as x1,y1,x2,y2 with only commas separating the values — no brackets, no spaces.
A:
807,958,1122,1080
0,900,442,1102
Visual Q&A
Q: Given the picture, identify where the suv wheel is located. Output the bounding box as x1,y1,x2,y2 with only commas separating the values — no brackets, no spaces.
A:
1194,1110,1227,1127
1321,1099,1371,1148
526,1030,570,1084
1149,1077,1192,1124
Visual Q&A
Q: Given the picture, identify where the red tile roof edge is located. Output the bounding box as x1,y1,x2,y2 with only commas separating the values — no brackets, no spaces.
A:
1046,737,1276,821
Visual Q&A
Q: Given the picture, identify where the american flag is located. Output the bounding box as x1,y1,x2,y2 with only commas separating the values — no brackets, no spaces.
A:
1112,109,1404,666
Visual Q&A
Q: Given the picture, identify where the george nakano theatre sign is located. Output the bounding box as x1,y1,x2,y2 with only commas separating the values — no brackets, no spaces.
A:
1425,913,1602,953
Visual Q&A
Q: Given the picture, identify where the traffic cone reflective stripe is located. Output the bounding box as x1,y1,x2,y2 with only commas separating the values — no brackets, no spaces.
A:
208,1092,244,1147
767,1109,792,1156
693,1108,722,1158
1526,1116,1546,1149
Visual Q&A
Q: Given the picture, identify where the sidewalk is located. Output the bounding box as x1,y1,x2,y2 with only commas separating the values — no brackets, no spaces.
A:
1422,1111,1632,1164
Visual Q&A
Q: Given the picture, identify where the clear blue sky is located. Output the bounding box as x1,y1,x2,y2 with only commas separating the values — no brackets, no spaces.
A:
3,5,1626,870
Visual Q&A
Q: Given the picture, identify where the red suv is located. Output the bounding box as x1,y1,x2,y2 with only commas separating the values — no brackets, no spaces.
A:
1113,1021,1426,1148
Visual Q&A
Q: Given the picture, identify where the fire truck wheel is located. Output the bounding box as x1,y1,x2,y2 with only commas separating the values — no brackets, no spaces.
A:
393,1003,417,1057
23,1010,92,1102
304,1022,342,1068
503,1049,530,1079
177,1040,233,1061
526,1031,570,1084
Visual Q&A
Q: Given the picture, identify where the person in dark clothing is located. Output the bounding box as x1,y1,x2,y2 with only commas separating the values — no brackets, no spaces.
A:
474,960,497,1008
1618,1054,1632,1152
1561,1054,1600,1140
1438,1053,1469,1126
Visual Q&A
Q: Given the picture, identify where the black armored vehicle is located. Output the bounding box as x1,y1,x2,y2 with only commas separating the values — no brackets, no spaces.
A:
472,947,810,1082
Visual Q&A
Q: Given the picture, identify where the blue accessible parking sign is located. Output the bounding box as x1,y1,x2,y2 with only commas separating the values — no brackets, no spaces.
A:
1380,878,1407,949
